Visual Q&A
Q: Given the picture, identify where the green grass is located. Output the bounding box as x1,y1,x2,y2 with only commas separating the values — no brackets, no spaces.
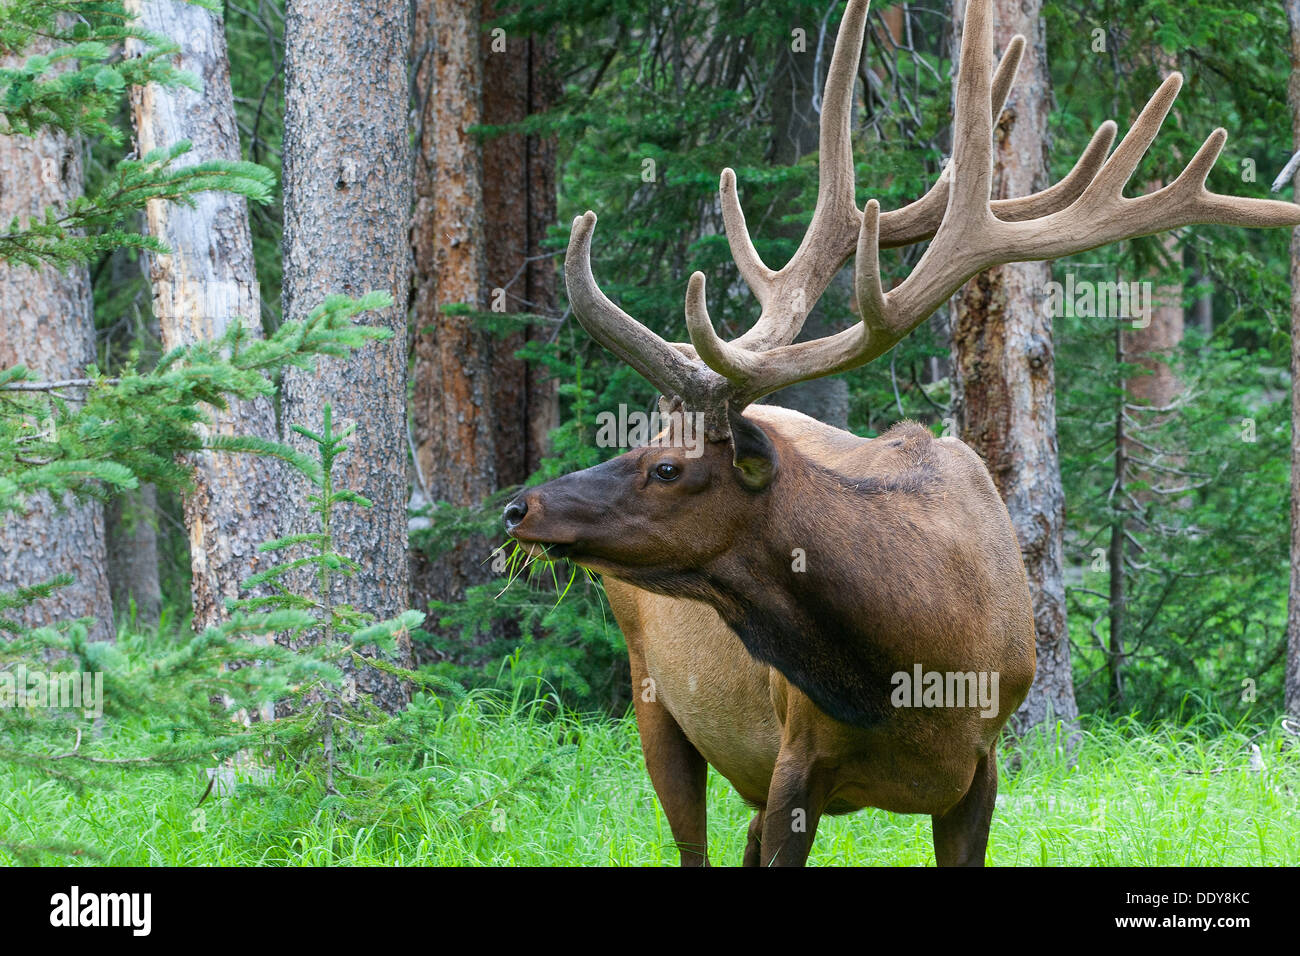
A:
2,691,1297,866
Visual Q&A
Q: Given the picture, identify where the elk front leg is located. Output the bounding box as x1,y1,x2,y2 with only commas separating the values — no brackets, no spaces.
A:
759,750,826,867
629,650,709,866
931,745,998,867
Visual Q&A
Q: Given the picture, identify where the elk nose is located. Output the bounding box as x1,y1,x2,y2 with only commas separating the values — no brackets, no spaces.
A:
502,498,528,533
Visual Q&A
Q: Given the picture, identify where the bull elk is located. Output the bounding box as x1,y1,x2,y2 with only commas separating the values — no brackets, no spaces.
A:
504,0,1300,865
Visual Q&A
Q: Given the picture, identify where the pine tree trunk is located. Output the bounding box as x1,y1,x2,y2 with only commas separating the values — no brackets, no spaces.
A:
124,0,284,634
1124,238,1184,439
105,485,162,628
282,0,415,711
102,226,163,628
0,47,114,643
481,0,558,487
1285,0,1300,719
950,0,1077,732
1108,325,1127,707
409,0,498,620
1124,51,1185,510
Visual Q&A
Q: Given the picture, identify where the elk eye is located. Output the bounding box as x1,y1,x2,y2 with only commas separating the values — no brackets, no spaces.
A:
654,462,681,481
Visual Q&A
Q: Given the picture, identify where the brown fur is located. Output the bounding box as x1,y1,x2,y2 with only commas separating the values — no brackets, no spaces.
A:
506,404,1035,866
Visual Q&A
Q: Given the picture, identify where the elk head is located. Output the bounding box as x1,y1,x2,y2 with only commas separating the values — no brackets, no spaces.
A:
505,0,1300,589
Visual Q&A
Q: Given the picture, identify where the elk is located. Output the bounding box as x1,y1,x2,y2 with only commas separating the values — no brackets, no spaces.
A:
504,0,1300,866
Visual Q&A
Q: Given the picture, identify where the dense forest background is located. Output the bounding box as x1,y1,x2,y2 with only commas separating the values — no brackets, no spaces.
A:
2,0,1299,864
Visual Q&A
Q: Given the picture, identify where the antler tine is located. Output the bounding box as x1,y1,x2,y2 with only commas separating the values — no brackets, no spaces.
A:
564,212,709,401
946,0,997,231
855,199,888,335
718,167,775,307
878,117,1117,248
865,32,1026,249
989,33,1024,130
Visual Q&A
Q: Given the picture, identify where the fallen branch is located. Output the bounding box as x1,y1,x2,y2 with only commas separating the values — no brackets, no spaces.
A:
1270,148,1300,193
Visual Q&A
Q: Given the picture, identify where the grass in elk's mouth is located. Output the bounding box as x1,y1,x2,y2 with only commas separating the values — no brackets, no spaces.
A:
490,539,596,607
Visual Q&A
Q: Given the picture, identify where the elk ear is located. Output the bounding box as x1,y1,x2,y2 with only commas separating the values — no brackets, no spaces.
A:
727,405,777,491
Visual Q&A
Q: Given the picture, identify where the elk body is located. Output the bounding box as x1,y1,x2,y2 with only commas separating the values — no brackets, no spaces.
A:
505,0,1300,866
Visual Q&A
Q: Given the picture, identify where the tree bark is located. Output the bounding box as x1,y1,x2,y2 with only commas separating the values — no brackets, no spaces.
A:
282,0,415,710
125,0,284,634
1285,0,1300,719
950,0,1076,731
409,0,497,623
1124,239,1184,437
0,47,114,643
481,0,558,487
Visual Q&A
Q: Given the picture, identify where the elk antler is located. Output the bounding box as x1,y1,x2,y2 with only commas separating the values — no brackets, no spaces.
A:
565,0,1300,439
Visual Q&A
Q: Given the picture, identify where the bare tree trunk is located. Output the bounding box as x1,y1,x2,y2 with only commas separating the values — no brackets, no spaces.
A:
410,0,497,621
101,226,163,630
482,0,558,487
1092,47,1182,708
1124,52,1185,507
282,0,415,711
1124,240,1184,434
105,486,162,628
950,0,1076,732
125,0,284,634
0,47,113,643
1285,0,1300,718
1107,235,1183,707
1107,325,1127,707
1191,267,1212,339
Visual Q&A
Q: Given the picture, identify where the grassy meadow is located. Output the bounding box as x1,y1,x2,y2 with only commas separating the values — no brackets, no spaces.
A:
2,682,1296,866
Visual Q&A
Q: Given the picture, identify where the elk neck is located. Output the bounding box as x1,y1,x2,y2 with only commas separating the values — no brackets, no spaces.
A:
692,430,928,729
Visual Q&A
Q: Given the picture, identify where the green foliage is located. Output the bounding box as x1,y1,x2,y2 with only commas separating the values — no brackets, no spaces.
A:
0,0,439,858
0,293,404,835
0,141,274,269
1046,0,1295,715
221,403,427,793
0,395,438,860
0,293,393,517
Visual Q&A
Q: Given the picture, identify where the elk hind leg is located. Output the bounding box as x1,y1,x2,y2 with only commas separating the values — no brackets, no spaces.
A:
931,745,998,867
742,808,765,867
